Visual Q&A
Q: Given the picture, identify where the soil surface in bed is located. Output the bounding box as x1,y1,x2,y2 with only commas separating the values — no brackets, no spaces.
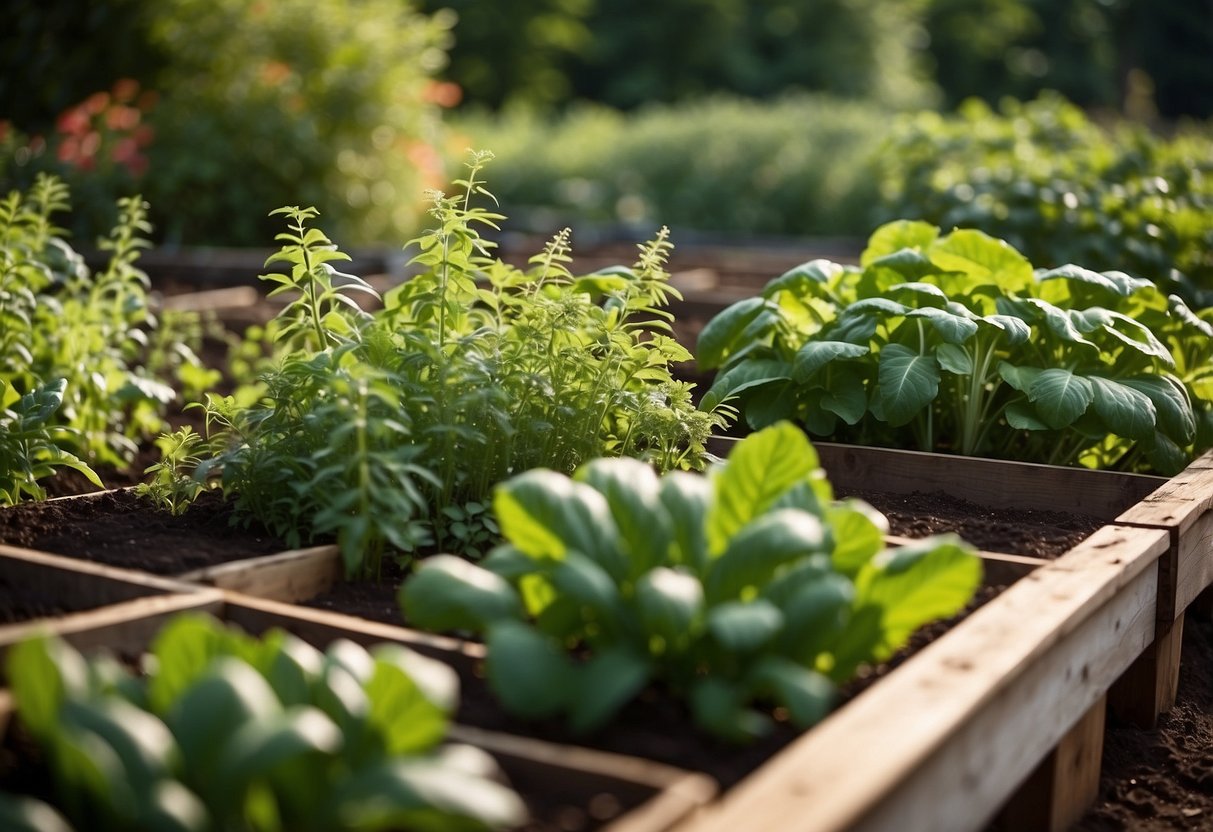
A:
0,489,292,574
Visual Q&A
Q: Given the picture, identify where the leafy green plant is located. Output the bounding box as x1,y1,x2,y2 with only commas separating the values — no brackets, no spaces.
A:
400,422,980,742
0,379,101,504
0,174,206,499
0,615,526,832
875,94,1213,307
196,153,729,580
134,426,212,515
699,220,1213,474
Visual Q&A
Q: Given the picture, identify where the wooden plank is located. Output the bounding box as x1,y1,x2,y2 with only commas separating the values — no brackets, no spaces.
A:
682,525,1168,832
0,544,207,612
159,285,258,313
0,591,226,675
219,592,485,667
1108,612,1184,728
450,725,717,832
993,695,1106,831
178,545,342,603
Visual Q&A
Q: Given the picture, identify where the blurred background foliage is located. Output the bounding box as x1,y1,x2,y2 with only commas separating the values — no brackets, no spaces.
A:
0,0,1210,296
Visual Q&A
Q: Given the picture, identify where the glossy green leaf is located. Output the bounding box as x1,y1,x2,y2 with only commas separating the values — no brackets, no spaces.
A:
364,658,449,755
878,343,940,426
6,634,88,738
825,501,888,576
635,567,704,647
699,358,791,411
689,678,769,743
576,457,671,574
550,551,627,627
213,707,341,807
707,600,784,653
1089,376,1157,440
907,306,979,344
61,698,177,800
935,342,973,375
1123,376,1196,445
819,373,867,425
400,555,522,632
0,795,73,832
791,340,869,382
371,644,459,716
707,422,819,555
861,220,940,265
697,297,770,369
485,621,572,720
706,509,827,604
929,228,1033,292
568,648,651,735
763,259,847,296
856,536,981,657
1027,368,1094,429
777,573,855,664
658,472,712,568
748,656,834,728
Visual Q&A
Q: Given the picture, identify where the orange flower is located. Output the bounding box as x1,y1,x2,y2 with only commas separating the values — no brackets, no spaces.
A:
83,91,110,115
111,78,140,103
56,107,91,136
106,105,141,132
423,81,462,108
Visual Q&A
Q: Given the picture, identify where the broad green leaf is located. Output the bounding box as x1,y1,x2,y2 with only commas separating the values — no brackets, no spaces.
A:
7,634,88,738
861,220,940,265
659,472,712,568
213,707,341,808
826,501,888,576
936,342,973,375
141,781,208,832
1005,400,1050,431
748,656,834,728
707,423,819,555
1017,298,1099,349
550,551,626,628
699,358,791,411
763,259,847,296
707,600,784,652
576,457,671,575
485,621,572,720
568,648,651,735
635,567,704,648
888,280,949,307
981,313,1032,345
493,470,623,577
929,228,1033,292
371,644,459,716
865,249,940,282
62,698,177,799
1123,376,1196,445
907,307,979,344
743,381,800,429
819,373,868,425
399,555,522,633
1089,376,1157,440
265,635,325,708
777,573,855,664
1098,310,1173,363
364,659,448,755
792,340,869,382
698,297,770,369
705,509,828,604
856,536,981,657
1143,430,1190,476
1028,368,1094,429
331,757,527,832
997,361,1042,394
878,343,940,426
843,297,909,318
147,615,259,715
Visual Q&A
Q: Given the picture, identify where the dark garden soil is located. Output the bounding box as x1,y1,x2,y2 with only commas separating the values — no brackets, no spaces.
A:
842,488,1105,558
0,489,292,575
1076,613,1213,831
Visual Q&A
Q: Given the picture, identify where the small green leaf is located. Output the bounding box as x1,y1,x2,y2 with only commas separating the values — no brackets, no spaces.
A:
878,343,940,426
568,648,651,735
936,342,973,375
748,656,834,728
705,509,828,604
707,600,784,652
7,634,89,739
575,457,672,575
635,567,705,647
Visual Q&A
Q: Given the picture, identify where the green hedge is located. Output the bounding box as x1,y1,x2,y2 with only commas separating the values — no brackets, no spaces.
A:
450,95,891,238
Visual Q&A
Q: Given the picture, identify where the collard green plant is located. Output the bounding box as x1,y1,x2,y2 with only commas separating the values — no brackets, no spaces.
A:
400,422,980,742
699,220,1213,475
0,174,206,501
198,153,729,580
0,615,525,832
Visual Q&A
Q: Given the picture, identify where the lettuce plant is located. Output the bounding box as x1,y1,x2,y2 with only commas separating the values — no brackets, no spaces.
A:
0,615,525,832
196,152,730,579
400,422,980,742
699,220,1213,475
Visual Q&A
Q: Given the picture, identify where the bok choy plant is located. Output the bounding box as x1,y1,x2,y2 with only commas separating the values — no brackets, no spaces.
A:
0,615,525,832
400,421,980,742
193,151,730,580
699,220,1213,474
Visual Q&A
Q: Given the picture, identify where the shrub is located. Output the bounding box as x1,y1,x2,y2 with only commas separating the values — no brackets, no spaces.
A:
874,94,1213,308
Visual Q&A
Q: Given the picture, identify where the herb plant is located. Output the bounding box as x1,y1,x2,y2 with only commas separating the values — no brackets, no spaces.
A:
400,422,980,742
198,152,729,579
0,173,208,500
699,221,1213,475
0,615,526,832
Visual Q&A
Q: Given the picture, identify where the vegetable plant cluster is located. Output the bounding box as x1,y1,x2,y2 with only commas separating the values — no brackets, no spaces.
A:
193,152,729,580
401,422,980,742
699,220,1213,474
875,94,1213,308
0,173,210,503
0,615,525,832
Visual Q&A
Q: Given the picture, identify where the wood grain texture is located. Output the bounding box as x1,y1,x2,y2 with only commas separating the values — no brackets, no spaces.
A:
1108,613,1184,728
681,525,1168,832
177,545,342,603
